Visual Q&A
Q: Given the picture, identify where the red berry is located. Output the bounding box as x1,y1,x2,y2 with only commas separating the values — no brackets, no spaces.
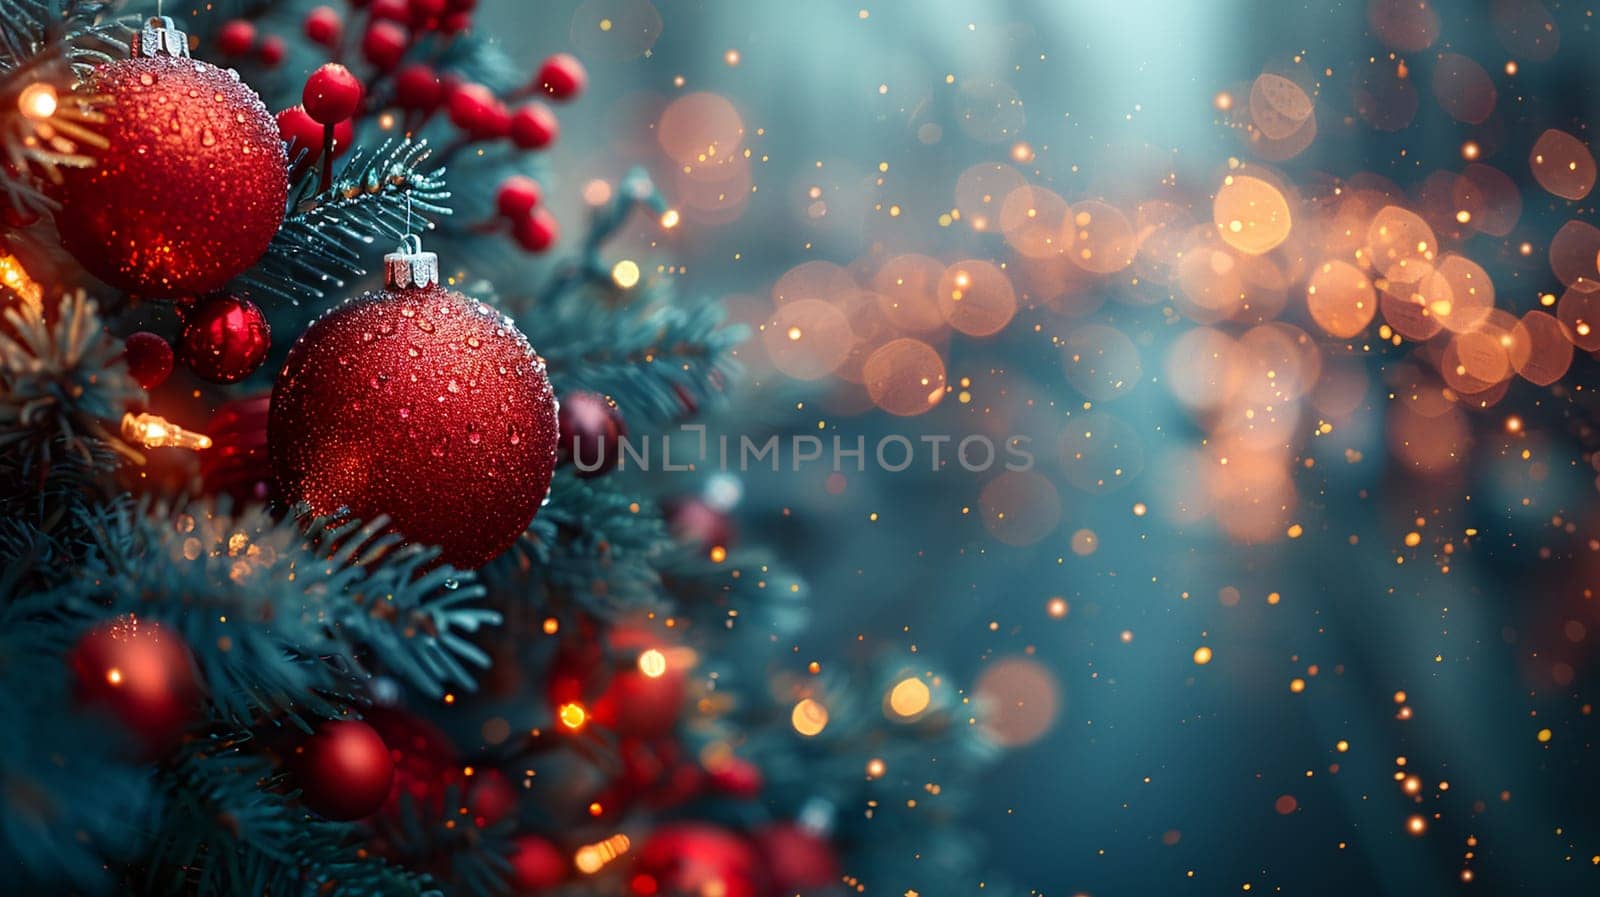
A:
258,35,286,67
409,0,447,24
347,0,372,6
394,64,443,110
362,21,409,71
277,106,354,162
536,53,586,101
439,11,471,34
513,207,558,253
216,20,256,56
124,331,174,390
447,0,477,11
509,103,558,150
305,6,343,47
496,176,542,219
370,0,409,21
303,63,364,124
447,83,509,140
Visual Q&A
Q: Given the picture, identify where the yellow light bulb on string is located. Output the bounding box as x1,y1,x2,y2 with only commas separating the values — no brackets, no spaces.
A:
17,83,58,121
121,412,212,451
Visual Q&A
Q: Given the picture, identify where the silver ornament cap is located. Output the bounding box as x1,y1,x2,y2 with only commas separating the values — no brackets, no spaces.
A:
385,234,440,289
133,16,190,59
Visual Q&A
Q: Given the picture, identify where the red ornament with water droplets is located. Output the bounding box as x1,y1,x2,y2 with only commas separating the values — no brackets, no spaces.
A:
269,237,558,569
53,19,287,298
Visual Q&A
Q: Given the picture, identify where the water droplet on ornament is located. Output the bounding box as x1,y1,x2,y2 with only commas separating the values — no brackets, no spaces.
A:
417,319,434,332
468,428,482,445
447,380,460,393
201,128,216,147
401,307,416,317
509,428,521,445
362,331,374,342
408,346,420,358
139,73,155,86
399,408,410,419
337,355,350,366
466,336,481,349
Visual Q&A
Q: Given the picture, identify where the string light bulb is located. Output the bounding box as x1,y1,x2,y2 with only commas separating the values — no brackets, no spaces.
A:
121,412,212,451
18,83,58,121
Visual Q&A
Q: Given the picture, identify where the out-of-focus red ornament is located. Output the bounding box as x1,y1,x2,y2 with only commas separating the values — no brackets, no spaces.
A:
395,64,444,111
200,394,275,505
550,625,686,740
628,824,762,897
512,207,559,253
216,19,256,56
179,294,271,383
558,391,625,478
123,331,174,390
365,707,461,818
69,615,198,752
466,767,517,827
496,176,542,219
269,236,558,569
370,0,409,21
704,756,764,798
305,6,343,47
362,20,410,71
751,823,840,894
303,63,364,124
507,834,566,892
509,103,558,150
53,18,287,298
258,35,287,67
291,719,396,820
536,53,586,101
665,497,734,552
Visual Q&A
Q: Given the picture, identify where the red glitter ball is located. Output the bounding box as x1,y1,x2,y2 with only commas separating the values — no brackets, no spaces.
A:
179,294,271,383
269,283,558,569
54,55,287,298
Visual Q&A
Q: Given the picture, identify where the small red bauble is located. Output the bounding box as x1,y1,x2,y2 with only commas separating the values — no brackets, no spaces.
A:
440,11,471,33
752,823,840,893
557,391,625,478
216,20,256,56
509,103,558,150
269,242,558,569
257,35,287,67
53,37,288,298
362,20,410,71
123,331,174,390
409,0,447,23
180,294,271,383
200,394,275,505
536,53,586,101
507,834,566,892
305,6,343,47
495,176,542,219
448,83,509,140
291,719,395,820
394,64,443,110
303,63,364,124
628,824,762,897
69,615,198,752
512,207,559,253
704,756,764,798
278,106,355,162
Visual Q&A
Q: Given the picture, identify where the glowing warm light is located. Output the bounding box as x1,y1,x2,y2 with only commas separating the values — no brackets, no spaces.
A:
582,179,612,206
1046,597,1068,618
791,698,829,736
1192,646,1213,665
1406,815,1427,835
612,259,641,288
558,702,587,730
637,648,668,679
660,208,680,229
574,834,630,874
1214,174,1293,255
866,758,886,779
0,252,43,313
18,82,58,120
887,677,931,718
106,668,123,686
542,617,560,635
121,412,213,451
708,545,727,563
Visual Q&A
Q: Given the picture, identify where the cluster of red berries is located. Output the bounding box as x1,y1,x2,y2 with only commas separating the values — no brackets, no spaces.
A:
234,0,586,252
215,19,288,67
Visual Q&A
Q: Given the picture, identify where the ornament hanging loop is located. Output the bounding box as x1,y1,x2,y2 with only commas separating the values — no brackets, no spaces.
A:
385,234,439,289
133,16,190,59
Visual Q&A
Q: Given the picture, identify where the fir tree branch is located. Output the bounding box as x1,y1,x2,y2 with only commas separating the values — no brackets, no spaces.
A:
236,139,452,307
509,474,671,617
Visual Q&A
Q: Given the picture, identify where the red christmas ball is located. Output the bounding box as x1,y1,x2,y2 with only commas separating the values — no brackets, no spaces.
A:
269,272,558,569
364,707,462,817
705,756,764,798
303,63,364,124
54,54,287,298
507,834,566,892
200,394,275,505
69,615,198,751
278,106,354,162
395,64,444,110
216,20,256,56
124,331,174,390
752,823,839,894
179,294,271,383
258,36,287,67
496,176,542,219
512,207,559,253
305,6,343,47
363,20,410,71
550,625,686,739
509,103,558,150
536,53,586,101
291,719,396,820
557,391,625,478
628,824,762,897
466,768,517,827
